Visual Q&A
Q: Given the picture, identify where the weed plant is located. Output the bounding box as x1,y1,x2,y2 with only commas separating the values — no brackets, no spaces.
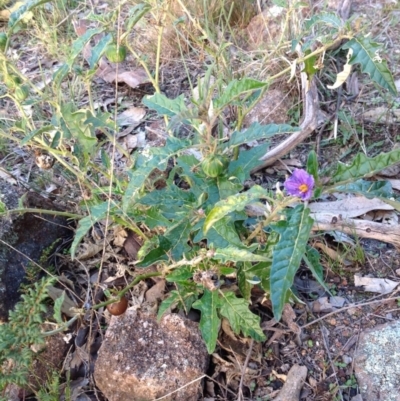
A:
0,0,399,394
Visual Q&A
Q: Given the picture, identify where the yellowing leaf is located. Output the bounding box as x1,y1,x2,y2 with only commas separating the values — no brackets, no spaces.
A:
327,49,353,90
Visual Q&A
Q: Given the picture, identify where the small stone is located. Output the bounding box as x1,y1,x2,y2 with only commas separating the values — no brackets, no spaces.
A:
342,355,352,365
312,297,335,313
395,268,400,276
330,296,346,308
328,318,337,326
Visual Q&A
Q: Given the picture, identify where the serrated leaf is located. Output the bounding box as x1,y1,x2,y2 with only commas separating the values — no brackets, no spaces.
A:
270,204,313,320
52,63,70,89
331,148,400,185
142,93,187,117
213,247,269,263
70,202,110,259
88,33,112,69
227,122,298,148
304,12,343,30
144,206,172,228
164,218,192,260
122,137,190,211
123,3,152,37
241,231,279,294
8,0,51,29
219,291,265,341
204,185,270,233
21,125,56,146
303,246,330,292
227,144,269,183
157,290,180,320
342,37,397,95
334,179,392,199
166,266,193,282
69,28,104,64
214,78,268,110
136,236,171,267
53,291,65,324
192,289,220,354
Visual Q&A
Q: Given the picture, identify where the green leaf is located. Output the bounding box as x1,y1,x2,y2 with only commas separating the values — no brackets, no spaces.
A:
342,37,397,95
303,246,330,292
219,291,265,341
88,33,113,69
164,218,192,260
21,125,55,146
8,0,51,30
53,292,65,324
136,236,171,267
213,247,269,263
304,12,343,30
193,289,220,354
70,202,110,260
122,137,190,211
124,3,152,35
302,50,318,81
331,148,400,184
241,231,279,294
214,78,268,109
204,185,270,233
270,204,314,320
144,206,172,228
237,263,252,301
157,290,180,320
228,144,269,182
166,266,193,282
52,63,69,89
69,28,104,64
227,122,298,148
142,93,187,117
306,150,319,181
334,179,392,199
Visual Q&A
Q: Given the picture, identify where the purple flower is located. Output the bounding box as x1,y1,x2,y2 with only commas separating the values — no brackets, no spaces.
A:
284,169,314,200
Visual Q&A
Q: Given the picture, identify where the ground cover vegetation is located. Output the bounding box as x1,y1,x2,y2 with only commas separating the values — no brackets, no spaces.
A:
0,0,399,399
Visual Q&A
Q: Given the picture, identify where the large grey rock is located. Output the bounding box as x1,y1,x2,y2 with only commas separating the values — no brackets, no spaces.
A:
94,310,209,401
0,180,71,321
354,320,400,401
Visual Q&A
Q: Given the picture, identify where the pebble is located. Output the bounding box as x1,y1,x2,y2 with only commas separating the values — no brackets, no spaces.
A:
342,355,352,365
330,296,346,308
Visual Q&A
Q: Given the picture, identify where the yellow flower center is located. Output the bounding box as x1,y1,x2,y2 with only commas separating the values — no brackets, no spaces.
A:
299,184,309,193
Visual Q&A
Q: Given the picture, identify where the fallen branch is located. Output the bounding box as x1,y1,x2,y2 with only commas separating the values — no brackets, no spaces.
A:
251,68,319,172
312,213,400,248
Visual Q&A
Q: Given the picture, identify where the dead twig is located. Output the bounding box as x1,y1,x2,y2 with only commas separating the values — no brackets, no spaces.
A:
237,338,254,401
251,69,319,172
300,293,400,330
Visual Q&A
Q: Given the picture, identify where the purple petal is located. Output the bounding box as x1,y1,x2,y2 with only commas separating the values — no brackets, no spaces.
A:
284,169,315,200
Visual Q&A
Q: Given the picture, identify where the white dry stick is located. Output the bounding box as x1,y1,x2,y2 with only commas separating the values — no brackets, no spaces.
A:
273,364,308,401
251,68,319,172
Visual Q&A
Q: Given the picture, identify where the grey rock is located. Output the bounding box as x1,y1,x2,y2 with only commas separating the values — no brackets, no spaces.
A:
354,320,400,401
330,296,346,308
94,310,209,401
